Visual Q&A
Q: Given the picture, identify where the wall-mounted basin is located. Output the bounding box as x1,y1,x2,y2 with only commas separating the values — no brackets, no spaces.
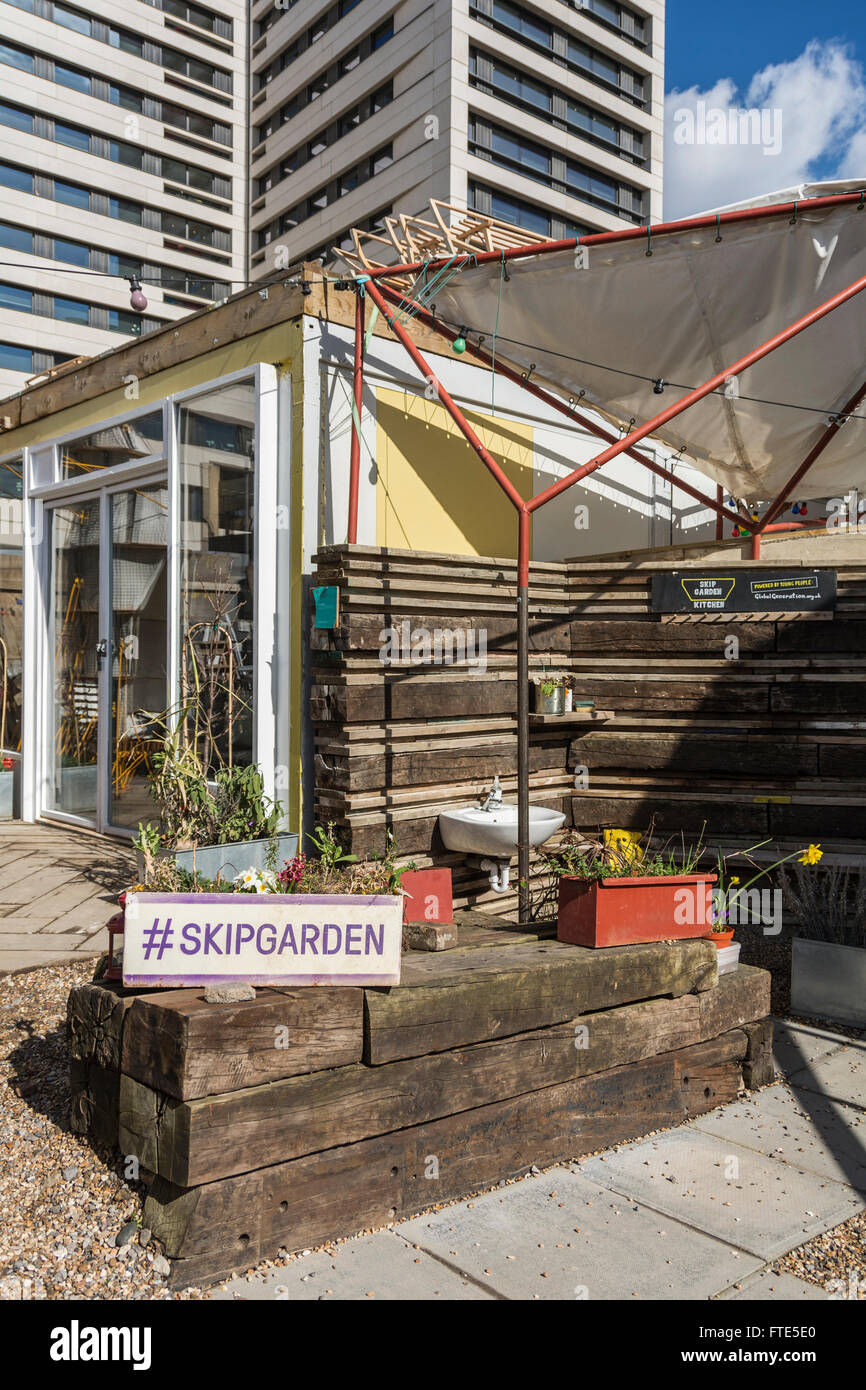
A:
438,803,565,858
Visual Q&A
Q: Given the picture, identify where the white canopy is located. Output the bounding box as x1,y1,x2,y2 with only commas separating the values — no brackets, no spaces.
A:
434,182,866,501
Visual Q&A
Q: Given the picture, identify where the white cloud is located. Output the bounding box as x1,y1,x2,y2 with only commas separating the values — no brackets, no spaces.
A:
664,40,866,218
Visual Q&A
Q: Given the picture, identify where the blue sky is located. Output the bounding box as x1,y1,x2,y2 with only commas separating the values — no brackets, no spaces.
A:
664,1,866,215
666,0,865,94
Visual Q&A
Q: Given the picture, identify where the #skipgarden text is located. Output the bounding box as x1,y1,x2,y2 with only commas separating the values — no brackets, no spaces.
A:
140,916,387,961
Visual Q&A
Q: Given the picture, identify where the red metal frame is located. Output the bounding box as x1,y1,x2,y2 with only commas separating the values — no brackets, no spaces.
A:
352,194,866,920
359,191,866,285
374,282,754,534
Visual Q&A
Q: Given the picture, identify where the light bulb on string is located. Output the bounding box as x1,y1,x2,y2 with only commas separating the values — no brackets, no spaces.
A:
128,276,148,312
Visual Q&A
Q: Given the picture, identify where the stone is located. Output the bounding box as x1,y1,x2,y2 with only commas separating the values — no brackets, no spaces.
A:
115,1222,138,1248
152,1255,171,1277
204,983,256,1003
138,1228,152,1248
62,1165,79,1182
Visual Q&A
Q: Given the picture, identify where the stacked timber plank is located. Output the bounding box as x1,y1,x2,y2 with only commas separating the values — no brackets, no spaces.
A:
67,920,774,1288
310,543,866,913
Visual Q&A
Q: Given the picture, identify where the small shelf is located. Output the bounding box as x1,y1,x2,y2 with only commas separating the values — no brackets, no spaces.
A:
529,709,615,725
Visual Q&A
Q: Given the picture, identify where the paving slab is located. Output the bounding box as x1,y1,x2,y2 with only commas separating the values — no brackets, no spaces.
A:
715,1267,830,1300
210,1230,496,1301
691,1084,866,1191
785,1035,866,1110
772,1018,851,1079
0,822,133,974
397,1167,763,1300
579,1129,863,1261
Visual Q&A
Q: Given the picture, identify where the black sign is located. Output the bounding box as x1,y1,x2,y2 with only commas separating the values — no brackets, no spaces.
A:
651,569,837,613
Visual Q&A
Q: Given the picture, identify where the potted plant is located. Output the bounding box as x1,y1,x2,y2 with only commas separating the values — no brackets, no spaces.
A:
533,674,564,716
548,827,718,948
782,847,866,1027
133,718,296,881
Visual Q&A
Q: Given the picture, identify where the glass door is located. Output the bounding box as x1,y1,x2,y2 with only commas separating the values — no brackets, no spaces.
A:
106,479,169,832
46,478,168,833
48,498,101,821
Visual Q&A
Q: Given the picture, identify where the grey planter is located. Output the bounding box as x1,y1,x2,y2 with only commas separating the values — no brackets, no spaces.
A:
136,832,299,884
790,936,866,1028
533,684,564,715
0,769,13,819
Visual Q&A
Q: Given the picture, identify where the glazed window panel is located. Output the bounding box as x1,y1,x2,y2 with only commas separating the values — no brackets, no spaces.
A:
0,455,24,752
178,380,256,772
61,410,164,479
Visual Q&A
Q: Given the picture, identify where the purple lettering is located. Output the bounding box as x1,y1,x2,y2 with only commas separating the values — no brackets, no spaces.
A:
257,923,277,954
301,923,320,955
181,923,201,955
365,923,384,956
322,924,342,955
277,923,298,954
345,924,362,955
203,922,223,955
236,923,254,950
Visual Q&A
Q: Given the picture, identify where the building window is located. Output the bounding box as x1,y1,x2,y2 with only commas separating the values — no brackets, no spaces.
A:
0,343,33,372
107,309,144,335
0,40,34,72
470,181,592,240
53,2,92,37
178,380,257,771
55,63,91,94
55,122,91,152
0,223,33,255
0,284,34,314
53,296,90,325
108,196,143,225
0,102,34,134
0,162,33,194
55,180,90,209
54,237,90,267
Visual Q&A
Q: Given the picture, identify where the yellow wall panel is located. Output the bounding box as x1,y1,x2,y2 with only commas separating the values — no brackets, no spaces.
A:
375,387,534,558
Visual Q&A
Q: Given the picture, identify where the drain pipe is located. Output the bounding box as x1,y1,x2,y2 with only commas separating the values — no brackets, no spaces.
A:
479,858,511,893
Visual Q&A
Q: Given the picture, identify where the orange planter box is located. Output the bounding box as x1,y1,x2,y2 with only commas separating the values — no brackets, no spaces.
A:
401,868,453,924
556,873,718,949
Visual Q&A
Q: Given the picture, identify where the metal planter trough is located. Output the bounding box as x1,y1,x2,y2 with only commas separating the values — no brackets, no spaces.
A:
136,832,299,884
790,937,866,1028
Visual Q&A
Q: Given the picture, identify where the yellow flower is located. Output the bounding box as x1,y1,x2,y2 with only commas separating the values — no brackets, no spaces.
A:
799,844,823,865
729,876,740,885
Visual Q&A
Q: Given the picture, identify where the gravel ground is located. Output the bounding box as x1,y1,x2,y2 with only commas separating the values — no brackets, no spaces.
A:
776,1210,866,1297
3,954,864,1301
0,959,201,1301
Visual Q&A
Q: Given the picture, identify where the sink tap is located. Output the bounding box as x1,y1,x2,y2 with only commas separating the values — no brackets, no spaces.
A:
480,776,503,812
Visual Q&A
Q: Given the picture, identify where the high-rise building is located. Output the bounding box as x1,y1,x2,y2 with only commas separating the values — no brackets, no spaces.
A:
0,0,249,398
250,0,664,274
0,0,664,398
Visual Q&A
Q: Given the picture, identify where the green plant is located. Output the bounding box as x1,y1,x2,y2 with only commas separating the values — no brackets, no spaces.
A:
538,676,561,697
543,824,707,881
306,821,358,873
778,859,866,947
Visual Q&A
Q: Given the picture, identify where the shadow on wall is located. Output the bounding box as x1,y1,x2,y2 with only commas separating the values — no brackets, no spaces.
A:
374,391,533,557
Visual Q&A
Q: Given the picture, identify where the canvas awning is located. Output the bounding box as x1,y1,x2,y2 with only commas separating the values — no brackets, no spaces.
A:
432,181,866,500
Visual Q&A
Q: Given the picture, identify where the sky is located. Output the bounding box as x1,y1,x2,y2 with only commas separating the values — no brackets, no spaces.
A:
663,0,866,217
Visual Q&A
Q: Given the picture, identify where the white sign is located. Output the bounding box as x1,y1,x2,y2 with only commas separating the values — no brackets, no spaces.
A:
122,892,403,987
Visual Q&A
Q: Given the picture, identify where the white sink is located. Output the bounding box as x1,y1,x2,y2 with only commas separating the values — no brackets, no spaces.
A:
438,803,565,858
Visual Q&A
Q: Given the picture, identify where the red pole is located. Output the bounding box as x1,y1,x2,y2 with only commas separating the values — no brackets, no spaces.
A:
358,192,866,284
376,283,753,532
715,485,724,540
363,279,526,512
516,505,531,921
347,289,365,544
526,270,866,514
757,378,866,532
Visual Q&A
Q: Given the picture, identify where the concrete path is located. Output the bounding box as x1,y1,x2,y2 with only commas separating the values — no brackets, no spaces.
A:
0,821,134,974
213,1020,866,1302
